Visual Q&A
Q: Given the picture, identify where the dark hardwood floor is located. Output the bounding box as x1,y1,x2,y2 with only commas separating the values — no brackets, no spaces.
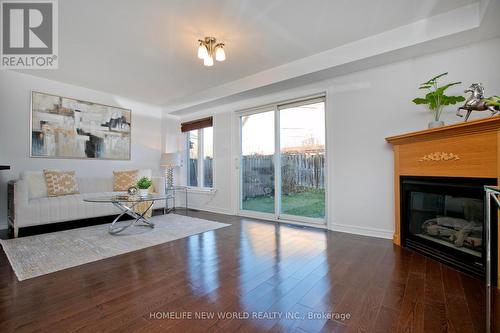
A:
0,210,498,332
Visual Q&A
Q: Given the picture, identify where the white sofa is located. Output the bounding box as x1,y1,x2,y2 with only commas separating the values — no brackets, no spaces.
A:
8,170,165,237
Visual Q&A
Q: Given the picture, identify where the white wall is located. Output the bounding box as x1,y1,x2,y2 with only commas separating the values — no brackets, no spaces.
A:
0,71,164,229
164,37,500,238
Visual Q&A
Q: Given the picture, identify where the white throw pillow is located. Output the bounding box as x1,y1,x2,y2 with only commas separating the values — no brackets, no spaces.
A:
22,171,48,199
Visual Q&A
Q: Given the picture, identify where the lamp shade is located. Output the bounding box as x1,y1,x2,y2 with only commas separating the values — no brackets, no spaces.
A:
203,55,214,67
197,44,208,59
215,45,226,61
161,152,181,167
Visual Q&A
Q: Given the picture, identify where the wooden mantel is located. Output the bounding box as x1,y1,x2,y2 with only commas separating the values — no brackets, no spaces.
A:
386,116,500,283
386,116,500,145
387,117,500,181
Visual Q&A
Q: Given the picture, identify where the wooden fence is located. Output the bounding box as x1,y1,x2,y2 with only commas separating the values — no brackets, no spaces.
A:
190,154,325,197
188,158,213,187
242,153,325,199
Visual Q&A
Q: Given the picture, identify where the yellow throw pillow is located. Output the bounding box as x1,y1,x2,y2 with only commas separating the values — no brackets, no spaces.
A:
43,170,79,197
113,170,139,191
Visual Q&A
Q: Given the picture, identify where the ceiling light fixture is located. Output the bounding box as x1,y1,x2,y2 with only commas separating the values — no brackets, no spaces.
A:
197,37,226,66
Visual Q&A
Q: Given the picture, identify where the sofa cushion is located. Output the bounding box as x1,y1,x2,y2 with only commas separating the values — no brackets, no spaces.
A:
19,169,153,199
78,177,114,194
19,192,121,227
44,170,80,197
22,171,48,199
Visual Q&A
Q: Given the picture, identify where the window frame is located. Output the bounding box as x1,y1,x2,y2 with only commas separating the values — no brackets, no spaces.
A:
186,127,214,189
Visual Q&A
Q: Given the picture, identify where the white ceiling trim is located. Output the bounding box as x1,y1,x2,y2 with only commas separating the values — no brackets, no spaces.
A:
164,2,483,114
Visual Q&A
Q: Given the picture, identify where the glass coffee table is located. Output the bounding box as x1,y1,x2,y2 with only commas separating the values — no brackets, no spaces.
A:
84,194,168,235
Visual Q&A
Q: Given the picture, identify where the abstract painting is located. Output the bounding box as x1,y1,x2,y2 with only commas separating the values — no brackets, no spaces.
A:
31,91,131,160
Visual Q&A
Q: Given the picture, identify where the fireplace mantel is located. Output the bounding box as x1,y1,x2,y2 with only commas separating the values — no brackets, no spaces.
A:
386,116,500,282
386,116,500,145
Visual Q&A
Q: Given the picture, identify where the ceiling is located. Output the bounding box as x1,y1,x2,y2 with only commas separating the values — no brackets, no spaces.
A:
19,0,483,108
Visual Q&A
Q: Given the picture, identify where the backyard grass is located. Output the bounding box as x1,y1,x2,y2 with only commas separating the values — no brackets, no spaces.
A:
242,190,325,218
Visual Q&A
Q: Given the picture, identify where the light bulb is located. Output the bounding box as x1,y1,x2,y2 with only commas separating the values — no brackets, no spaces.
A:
215,45,226,61
197,44,208,59
203,55,214,66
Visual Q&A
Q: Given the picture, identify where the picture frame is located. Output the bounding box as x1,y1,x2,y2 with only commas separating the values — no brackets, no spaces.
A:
30,91,132,160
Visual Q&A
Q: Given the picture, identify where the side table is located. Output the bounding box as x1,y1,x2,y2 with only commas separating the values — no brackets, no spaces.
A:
165,186,188,215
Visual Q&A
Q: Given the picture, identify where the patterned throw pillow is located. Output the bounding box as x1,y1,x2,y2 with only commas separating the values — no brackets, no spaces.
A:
43,170,80,197
113,170,139,191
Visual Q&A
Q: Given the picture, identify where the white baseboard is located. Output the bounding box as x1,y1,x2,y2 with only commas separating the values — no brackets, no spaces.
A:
275,219,327,230
183,205,394,240
181,204,234,216
237,210,327,229
327,222,393,240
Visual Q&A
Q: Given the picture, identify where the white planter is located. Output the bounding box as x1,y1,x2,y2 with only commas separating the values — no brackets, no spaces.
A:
428,120,444,129
139,189,149,198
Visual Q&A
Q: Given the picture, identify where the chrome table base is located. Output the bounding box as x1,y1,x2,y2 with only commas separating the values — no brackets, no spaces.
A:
109,201,155,235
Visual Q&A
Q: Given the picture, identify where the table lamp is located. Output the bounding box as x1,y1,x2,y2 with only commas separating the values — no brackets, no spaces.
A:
161,152,181,189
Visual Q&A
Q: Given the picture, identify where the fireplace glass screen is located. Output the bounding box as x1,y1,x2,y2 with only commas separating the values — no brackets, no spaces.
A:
401,176,497,280
408,192,483,258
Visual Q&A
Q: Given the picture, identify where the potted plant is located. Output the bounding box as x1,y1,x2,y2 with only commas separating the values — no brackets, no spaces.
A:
137,177,152,198
412,72,465,128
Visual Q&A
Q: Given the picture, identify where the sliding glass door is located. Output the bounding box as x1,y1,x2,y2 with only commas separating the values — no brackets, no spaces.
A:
239,97,326,223
241,110,275,214
279,99,325,219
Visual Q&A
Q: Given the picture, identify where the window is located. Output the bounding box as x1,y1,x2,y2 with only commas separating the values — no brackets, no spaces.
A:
183,117,214,188
203,127,213,188
187,130,199,187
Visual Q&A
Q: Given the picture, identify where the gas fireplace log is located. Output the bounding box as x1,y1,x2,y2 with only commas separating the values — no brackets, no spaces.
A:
425,224,455,237
453,222,476,247
424,223,483,248
464,236,482,248
433,217,472,229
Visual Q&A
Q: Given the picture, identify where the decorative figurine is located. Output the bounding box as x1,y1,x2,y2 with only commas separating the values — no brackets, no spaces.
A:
127,186,138,196
456,83,500,121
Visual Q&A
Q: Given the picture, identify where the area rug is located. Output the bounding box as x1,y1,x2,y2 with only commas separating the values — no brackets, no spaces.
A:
0,214,230,281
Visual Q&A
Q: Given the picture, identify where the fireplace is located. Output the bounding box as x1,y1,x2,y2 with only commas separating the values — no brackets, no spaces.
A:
401,176,497,282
